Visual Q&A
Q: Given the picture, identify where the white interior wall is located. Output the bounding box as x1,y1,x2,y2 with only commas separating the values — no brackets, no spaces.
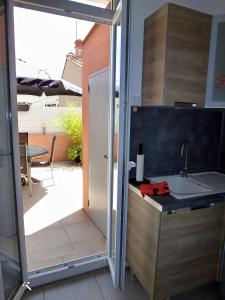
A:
129,0,225,106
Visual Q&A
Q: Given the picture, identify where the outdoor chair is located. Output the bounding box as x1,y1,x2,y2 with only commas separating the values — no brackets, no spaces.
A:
31,135,57,185
19,132,28,145
19,144,28,186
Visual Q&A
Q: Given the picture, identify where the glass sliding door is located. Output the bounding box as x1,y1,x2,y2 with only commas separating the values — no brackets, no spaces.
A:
9,0,130,290
0,0,27,298
108,0,129,289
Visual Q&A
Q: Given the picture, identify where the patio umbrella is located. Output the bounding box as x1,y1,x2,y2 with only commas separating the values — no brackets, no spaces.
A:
17,77,82,97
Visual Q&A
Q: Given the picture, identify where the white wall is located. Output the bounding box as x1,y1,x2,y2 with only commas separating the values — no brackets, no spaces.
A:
129,0,225,106
62,58,82,87
59,58,82,106
18,101,81,134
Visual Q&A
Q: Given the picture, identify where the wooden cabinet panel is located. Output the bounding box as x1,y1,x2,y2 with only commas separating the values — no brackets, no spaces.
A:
126,188,161,299
142,4,168,106
165,4,212,107
127,188,225,300
142,4,212,107
156,203,225,299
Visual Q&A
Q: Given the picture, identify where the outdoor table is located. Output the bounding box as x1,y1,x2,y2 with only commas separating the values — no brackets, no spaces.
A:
26,145,49,197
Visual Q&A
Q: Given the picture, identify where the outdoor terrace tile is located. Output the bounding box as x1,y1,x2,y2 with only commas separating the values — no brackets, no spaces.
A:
23,163,105,271
26,227,71,253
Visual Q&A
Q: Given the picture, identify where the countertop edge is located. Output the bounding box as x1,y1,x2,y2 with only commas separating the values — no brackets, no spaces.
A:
128,183,225,212
128,184,163,212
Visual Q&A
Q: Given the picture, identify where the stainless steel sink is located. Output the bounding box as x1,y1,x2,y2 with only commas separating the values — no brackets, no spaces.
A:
147,174,212,199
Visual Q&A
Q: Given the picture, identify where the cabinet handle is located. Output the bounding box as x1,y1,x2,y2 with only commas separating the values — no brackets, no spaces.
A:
167,210,176,215
191,203,215,210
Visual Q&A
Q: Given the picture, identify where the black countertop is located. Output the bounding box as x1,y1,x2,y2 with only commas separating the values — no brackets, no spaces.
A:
150,192,225,212
129,177,225,212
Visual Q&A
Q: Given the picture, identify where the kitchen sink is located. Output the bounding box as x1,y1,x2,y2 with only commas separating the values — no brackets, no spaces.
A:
147,174,212,199
189,172,225,193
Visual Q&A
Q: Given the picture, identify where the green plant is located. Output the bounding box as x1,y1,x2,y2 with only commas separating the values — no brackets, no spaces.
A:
56,105,82,162
68,144,82,162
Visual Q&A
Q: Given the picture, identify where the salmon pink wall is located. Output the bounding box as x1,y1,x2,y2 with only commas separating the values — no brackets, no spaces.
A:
0,16,7,65
28,134,71,162
82,24,110,212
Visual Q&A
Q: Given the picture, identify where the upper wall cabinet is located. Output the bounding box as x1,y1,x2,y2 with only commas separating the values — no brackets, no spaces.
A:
142,4,212,107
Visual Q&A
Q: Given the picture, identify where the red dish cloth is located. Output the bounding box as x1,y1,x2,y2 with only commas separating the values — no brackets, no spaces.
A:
140,181,170,197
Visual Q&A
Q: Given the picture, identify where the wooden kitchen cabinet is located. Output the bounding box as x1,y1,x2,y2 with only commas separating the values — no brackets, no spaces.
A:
142,4,212,107
126,187,225,300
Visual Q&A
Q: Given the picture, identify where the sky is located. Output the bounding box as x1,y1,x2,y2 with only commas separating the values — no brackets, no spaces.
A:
14,7,94,79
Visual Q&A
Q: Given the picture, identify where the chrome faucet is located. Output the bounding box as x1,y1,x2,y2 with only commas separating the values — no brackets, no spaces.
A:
180,141,189,177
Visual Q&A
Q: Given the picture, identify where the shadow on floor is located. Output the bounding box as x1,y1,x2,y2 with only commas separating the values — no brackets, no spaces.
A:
25,209,106,272
172,282,222,300
22,163,107,272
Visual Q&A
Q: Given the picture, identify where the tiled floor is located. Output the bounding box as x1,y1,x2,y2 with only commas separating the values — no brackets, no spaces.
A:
22,268,149,300
22,268,222,300
22,162,106,272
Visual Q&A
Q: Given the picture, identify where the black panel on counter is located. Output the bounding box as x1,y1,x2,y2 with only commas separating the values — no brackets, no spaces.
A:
219,112,225,171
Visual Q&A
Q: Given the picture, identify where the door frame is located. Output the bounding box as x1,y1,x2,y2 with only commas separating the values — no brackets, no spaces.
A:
6,0,29,284
7,0,131,290
0,1,30,299
14,0,114,24
107,0,130,289
0,262,5,299
29,254,108,287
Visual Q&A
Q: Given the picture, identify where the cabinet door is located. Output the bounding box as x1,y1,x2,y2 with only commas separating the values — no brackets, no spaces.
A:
156,203,225,299
126,189,161,299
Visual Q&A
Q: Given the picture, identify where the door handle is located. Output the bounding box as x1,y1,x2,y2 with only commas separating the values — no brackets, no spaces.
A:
128,161,136,171
104,155,108,159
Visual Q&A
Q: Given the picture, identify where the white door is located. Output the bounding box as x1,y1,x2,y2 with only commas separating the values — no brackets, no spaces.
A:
89,68,109,237
0,0,28,299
